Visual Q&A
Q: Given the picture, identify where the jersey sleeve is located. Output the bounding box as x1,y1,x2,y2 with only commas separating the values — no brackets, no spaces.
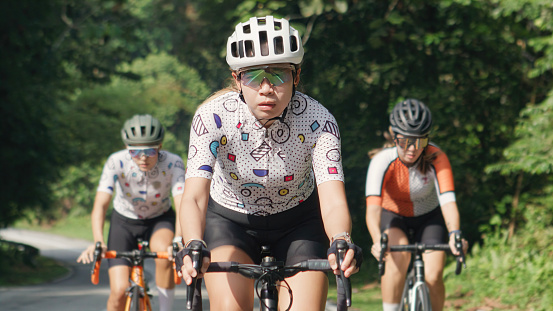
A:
185,102,220,181
311,113,345,185
364,150,390,207
97,153,119,195
170,154,186,196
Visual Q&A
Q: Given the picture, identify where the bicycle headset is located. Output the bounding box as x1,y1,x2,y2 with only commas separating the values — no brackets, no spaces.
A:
389,99,433,137
121,114,165,146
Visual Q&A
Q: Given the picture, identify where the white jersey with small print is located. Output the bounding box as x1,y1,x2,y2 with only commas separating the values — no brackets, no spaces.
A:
97,150,185,219
185,91,344,216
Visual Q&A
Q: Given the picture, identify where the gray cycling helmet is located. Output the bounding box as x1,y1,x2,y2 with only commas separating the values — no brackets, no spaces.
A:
121,114,164,145
389,99,433,136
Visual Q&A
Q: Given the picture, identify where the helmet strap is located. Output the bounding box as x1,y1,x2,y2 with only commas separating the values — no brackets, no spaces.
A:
239,88,246,103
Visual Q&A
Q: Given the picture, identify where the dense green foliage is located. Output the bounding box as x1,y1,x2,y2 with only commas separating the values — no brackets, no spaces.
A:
2,0,553,308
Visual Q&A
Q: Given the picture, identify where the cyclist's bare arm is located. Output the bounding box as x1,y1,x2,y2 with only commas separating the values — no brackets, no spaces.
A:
318,180,357,277
440,201,468,255
173,193,184,238
366,203,383,260
177,177,211,284
76,191,111,264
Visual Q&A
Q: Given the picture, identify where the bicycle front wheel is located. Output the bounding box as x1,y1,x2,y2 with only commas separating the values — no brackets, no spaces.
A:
413,283,432,311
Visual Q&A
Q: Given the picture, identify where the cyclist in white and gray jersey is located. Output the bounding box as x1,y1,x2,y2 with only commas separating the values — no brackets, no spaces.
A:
77,114,184,311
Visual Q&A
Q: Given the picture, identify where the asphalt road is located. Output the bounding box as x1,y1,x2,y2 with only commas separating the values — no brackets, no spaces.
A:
0,228,338,311
0,228,196,311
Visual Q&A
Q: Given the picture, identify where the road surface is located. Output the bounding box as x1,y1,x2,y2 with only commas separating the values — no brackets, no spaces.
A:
0,228,338,311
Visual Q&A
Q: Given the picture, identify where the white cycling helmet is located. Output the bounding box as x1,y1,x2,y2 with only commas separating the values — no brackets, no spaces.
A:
226,16,304,71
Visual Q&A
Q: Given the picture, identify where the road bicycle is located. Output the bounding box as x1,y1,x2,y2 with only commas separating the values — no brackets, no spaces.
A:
180,239,353,311
378,232,465,311
90,240,181,311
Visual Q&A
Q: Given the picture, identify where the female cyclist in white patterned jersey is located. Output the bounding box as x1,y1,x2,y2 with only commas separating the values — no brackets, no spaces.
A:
77,114,185,311
177,16,362,311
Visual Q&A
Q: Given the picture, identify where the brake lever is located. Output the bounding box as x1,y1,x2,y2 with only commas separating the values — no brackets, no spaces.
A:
336,239,352,307
379,233,388,277
454,233,466,275
172,242,182,285
186,243,201,310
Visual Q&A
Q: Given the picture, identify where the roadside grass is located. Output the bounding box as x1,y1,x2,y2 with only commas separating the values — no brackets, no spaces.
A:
1,209,108,287
0,244,69,287
13,209,109,242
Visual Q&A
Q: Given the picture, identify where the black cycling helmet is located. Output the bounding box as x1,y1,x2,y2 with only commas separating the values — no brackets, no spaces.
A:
121,114,164,146
389,99,433,136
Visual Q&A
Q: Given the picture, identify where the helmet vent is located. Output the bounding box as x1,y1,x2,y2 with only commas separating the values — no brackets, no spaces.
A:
274,37,283,54
141,126,147,136
274,21,282,30
243,25,251,33
290,36,298,52
259,31,269,56
244,40,254,57
231,42,239,57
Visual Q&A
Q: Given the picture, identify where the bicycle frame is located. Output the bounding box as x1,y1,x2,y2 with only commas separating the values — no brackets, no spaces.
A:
379,233,465,311
90,241,177,311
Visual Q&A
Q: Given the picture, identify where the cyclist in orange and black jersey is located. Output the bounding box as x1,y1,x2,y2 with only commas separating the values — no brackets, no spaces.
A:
365,99,467,311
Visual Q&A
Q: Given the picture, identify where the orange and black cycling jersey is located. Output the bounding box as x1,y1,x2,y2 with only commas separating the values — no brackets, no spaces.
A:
365,144,456,217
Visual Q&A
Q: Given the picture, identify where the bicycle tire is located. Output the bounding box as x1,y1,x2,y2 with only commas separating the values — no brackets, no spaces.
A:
413,283,432,311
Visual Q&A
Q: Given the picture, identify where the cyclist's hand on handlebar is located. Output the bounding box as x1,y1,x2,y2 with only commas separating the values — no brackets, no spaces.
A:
448,233,468,258
77,243,106,264
328,250,357,277
177,254,210,285
371,242,384,261
175,241,211,285
327,240,363,277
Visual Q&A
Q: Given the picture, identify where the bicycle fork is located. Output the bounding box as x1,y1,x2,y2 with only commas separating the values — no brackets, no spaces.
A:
126,265,151,311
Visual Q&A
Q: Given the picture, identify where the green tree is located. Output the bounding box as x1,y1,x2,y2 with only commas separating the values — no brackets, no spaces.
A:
0,0,170,227
49,53,210,216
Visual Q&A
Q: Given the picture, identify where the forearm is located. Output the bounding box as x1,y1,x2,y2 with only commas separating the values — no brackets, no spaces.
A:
441,201,461,232
173,194,183,237
91,191,111,243
366,204,382,243
178,177,210,243
318,181,352,240
179,198,207,242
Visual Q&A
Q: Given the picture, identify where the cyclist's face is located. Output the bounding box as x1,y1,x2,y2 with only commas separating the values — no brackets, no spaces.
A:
128,144,161,171
395,134,425,165
233,64,300,126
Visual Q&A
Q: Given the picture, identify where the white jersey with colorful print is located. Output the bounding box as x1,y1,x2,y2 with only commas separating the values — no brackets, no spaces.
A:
186,91,344,216
97,150,185,219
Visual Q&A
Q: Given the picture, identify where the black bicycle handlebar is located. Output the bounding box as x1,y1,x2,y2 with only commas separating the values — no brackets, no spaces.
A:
378,232,466,277
180,242,352,311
